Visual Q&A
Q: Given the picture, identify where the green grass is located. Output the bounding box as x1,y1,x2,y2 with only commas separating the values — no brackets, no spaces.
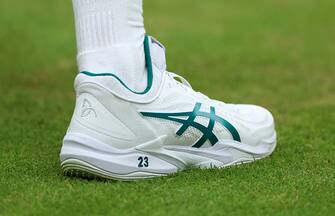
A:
0,0,334,215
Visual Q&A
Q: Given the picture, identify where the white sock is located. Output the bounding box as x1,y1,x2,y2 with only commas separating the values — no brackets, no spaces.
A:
72,0,147,90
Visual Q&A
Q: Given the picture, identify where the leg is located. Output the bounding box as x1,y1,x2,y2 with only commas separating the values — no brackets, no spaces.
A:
73,0,147,91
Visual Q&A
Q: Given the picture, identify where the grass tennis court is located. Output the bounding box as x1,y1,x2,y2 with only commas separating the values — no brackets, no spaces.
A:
0,0,334,215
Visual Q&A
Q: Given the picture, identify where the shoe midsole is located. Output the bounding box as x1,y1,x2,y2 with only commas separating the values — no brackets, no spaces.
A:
60,132,276,178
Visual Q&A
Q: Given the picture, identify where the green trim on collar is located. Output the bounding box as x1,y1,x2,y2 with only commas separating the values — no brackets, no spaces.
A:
80,35,153,95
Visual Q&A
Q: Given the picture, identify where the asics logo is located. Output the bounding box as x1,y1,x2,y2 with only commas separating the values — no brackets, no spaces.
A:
81,99,97,118
141,103,241,148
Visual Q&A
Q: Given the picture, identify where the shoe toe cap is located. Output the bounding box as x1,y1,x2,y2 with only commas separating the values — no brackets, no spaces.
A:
230,104,276,145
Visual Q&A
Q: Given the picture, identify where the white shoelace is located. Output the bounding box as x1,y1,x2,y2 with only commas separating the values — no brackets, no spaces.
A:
167,72,210,101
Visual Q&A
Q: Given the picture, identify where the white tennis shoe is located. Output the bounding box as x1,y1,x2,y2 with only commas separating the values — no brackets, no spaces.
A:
60,36,276,180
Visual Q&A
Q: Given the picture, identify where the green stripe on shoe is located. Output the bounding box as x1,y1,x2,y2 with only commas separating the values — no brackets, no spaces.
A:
80,35,153,95
141,103,241,148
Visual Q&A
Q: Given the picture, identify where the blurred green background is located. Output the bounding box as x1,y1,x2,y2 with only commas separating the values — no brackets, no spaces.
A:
0,0,334,215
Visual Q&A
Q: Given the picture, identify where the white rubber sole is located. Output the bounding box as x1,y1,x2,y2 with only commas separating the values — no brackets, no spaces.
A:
60,132,276,181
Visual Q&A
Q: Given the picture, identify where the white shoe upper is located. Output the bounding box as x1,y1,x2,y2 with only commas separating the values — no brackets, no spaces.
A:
67,36,276,153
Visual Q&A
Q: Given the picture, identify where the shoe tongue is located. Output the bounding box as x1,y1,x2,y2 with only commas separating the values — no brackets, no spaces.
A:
149,36,167,72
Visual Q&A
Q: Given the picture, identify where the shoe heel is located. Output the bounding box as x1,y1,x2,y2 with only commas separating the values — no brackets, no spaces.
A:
60,133,178,180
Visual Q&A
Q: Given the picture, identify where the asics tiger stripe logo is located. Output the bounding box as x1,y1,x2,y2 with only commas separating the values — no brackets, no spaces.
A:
141,103,241,148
